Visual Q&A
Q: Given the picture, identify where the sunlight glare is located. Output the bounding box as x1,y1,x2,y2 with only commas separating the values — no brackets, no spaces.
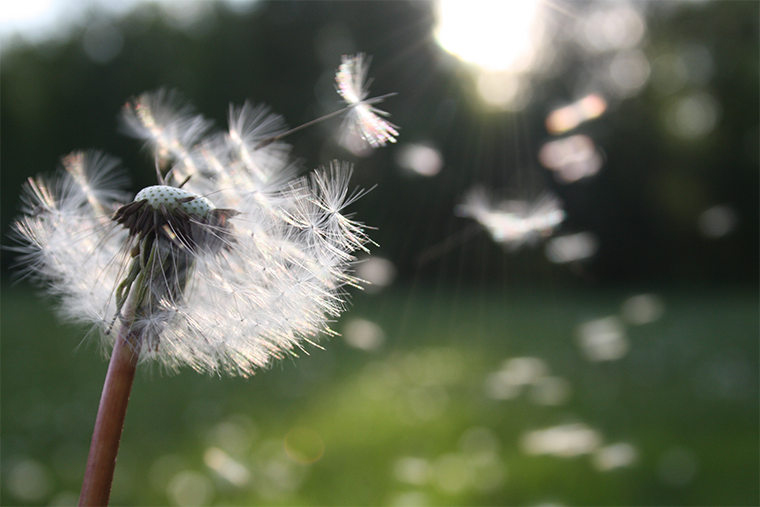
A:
0,0,53,25
435,0,542,72
0,0,57,42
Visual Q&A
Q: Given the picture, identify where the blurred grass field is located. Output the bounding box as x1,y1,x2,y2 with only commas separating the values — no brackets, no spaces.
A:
2,283,758,506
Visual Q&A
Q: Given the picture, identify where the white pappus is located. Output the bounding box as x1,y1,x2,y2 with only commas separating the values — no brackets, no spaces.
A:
457,187,566,251
336,53,399,148
11,56,391,377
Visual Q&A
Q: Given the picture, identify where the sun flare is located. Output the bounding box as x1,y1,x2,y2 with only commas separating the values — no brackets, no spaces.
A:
434,0,543,73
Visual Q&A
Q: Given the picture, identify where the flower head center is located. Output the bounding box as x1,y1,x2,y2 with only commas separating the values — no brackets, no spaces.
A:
113,185,237,256
134,185,213,218
110,185,237,345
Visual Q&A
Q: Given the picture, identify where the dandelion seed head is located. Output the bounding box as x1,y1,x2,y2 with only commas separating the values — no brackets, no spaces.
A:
11,76,390,376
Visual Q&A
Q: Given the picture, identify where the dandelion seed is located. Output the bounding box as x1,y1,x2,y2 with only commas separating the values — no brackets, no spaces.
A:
456,187,565,250
119,88,213,178
336,53,399,148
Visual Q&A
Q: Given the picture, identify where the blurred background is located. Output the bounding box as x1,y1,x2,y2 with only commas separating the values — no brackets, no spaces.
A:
1,0,758,505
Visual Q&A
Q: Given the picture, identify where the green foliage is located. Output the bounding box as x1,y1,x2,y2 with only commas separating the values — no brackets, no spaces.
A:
2,284,757,505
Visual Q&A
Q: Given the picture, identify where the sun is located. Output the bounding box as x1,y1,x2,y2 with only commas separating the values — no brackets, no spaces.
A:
434,0,543,73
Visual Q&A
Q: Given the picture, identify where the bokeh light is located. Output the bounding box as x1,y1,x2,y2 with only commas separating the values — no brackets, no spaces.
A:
7,459,53,503
393,456,430,486
576,316,629,362
283,427,325,464
167,470,214,507
698,205,738,239
389,491,430,506
665,91,722,139
484,356,572,403
528,376,572,406
206,416,257,456
578,4,646,53
204,447,250,486
593,443,638,472
81,21,124,63
342,317,385,351
476,71,533,110
621,294,665,325
539,135,603,183
521,423,602,458
545,94,608,135
545,232,600,264
355,256,397,293
395,142,444,177
252,439,308,500
608,49,651,97
651,44,715,95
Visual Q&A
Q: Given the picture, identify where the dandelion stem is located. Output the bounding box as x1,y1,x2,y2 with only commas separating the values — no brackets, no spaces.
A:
79,324,142,506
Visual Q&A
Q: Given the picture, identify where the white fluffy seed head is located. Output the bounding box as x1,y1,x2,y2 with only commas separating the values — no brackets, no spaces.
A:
11,87,383,377
135,185,213,217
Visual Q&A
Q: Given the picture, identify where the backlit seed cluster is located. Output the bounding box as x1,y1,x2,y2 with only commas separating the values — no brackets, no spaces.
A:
12,88,374,376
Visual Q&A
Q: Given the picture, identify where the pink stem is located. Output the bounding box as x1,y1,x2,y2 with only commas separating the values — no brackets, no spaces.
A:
79,328,141,506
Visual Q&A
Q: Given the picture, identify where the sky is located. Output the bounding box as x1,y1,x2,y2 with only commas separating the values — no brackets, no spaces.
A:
0,0,256,45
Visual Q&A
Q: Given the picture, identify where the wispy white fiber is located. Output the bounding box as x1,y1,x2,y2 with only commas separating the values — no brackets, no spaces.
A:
336,53,399,148
12,85,380,377
457,187,565,250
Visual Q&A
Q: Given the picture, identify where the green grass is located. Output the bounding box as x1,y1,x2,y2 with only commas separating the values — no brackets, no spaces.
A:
2,283,758,506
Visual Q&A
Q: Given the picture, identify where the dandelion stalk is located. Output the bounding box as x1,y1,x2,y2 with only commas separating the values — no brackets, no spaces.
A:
79,322,141,506
79,238,156,506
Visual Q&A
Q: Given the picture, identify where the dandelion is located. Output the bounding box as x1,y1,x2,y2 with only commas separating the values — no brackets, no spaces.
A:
336,53,399,148
456,187,565,250
10,56,395,506
14,99,369,376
